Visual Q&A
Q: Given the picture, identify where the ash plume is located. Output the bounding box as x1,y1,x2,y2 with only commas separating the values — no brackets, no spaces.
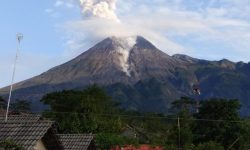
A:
79,0,119,22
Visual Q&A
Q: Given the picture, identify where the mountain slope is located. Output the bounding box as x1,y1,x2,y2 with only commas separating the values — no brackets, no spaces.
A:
1,36,250,115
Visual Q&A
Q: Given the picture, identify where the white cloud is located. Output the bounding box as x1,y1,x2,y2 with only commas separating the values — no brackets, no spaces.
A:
45,8,61,18
55,0,64,7
45,9,53,13
52,0,250,62
53,0,77,9
63,18,186,57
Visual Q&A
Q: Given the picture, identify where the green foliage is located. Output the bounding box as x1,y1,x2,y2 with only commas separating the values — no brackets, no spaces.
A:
41,85,122,133
193,99,243,149
0,96,6,110
11,99,31,112
194,141,224,150
41,87,250,149
122,112,172,145
172,96,195,115
196,99,241,121
171,96,195,112
168,97,195,148
168,109,193,148
0,139,24,150
237,120,250,149
95,133,138,149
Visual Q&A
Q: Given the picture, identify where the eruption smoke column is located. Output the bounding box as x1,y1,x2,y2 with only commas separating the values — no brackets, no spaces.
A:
79,0,119,22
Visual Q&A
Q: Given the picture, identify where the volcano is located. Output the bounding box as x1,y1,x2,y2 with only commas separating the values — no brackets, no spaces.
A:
1,36,250,115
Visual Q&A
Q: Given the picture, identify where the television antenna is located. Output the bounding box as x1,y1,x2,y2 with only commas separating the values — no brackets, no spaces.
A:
5,33,23,122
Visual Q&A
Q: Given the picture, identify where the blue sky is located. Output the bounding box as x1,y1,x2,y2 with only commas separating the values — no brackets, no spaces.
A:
0,0,250,88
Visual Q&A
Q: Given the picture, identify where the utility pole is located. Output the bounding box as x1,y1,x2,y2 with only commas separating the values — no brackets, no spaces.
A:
5,33,23,122
178,117,181,150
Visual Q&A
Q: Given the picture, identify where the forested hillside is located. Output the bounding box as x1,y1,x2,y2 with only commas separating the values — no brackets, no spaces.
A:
39,85,250,149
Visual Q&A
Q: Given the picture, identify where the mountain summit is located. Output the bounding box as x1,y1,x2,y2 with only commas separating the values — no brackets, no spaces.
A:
10,36,177,89
1,36,250,115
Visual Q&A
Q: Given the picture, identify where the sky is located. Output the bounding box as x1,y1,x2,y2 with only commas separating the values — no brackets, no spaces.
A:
0,0,250,88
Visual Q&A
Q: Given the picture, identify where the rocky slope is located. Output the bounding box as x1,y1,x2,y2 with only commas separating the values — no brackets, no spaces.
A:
1,36,250,115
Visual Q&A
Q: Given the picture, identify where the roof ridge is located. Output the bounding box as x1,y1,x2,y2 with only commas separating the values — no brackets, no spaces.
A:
0,114,41,116
0,120,55,124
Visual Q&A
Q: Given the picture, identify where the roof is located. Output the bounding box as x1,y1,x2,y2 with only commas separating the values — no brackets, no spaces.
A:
57,134,94,150
0,114,42,122
0,110,6,115
0,120,54,150
0,115,94,150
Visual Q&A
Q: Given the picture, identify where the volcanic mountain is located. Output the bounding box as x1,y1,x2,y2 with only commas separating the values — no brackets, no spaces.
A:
1,36,250,115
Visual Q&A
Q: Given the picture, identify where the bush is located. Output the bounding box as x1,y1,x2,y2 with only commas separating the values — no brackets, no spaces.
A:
195,141,224,150
95,133,138,149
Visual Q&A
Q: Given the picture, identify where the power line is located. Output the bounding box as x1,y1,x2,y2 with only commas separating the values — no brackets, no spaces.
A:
27,111,250,123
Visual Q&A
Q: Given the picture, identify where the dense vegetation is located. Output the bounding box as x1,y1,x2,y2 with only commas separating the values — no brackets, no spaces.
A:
0,97,31,113
0,96,6,110
40,85,250,149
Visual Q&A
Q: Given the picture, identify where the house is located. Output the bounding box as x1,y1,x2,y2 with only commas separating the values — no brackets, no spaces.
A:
121,125,137,139
0,115,62,150
0,115,96,150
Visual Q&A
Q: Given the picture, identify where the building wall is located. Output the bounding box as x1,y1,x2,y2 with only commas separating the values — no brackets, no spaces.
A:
34,140,47,150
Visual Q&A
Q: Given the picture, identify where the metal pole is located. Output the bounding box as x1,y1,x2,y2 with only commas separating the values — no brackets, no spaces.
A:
5,33,23,122
196,97,199,113
178,117,181,150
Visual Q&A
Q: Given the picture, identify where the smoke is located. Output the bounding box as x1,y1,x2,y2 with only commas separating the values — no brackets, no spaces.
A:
79,0,119,22
61,0,186,59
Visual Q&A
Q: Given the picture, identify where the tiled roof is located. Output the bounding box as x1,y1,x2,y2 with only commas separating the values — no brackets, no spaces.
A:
0,110,6,115
57,134,94,150
0,114,42,122
0,115,94,150
0,121,54,150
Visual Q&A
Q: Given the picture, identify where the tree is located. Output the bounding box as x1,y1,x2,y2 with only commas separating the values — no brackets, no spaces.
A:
194,141,224,150
237,120,250,149
95,133,138,149
171,96,195,114
0,96,6,110
168,109,193,149
168,97,195,148
11,99,31,113
41,85,122,133
193,99,244,149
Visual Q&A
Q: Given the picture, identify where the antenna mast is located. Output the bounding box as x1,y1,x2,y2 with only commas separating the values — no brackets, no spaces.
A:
5,33,23,122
